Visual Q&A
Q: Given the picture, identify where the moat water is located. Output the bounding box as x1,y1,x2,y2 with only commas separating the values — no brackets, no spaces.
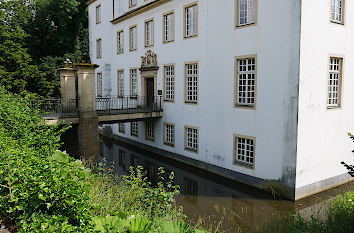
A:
62,132,353,232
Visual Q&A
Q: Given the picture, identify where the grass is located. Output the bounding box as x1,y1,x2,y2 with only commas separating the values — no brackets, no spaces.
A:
257,192,354,233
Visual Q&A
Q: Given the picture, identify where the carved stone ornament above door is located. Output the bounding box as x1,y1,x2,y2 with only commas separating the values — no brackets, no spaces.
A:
140,50,159,71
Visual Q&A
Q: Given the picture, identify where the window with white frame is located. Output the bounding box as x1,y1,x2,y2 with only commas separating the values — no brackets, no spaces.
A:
236,57,256,107
145,20,154,47
118,70,124,97
130,69,137,97
131,122,138,136
145,121,154,141
184,4,197,38
237,0,256,26
164,65,175,102
129,26,137,51
97,72,103,97
96,38,102,58
164,123,175,147
119,123,125,133
234,135,255,168
129,0,137,7
96,4,101,24
185,63,198,104
185,126,198,153
117,30,124,53
163,12,174,42
331,0,344,23
328,57,343,108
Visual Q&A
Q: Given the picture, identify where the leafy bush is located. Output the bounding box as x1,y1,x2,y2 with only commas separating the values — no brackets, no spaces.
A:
0,87,92,231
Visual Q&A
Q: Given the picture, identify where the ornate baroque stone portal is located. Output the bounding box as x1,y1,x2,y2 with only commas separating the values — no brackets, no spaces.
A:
139,50,159,98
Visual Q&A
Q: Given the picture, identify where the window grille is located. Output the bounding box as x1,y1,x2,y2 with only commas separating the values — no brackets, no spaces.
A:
184,178,198,197
145,20,153,47
117,31,124,53
238,0,256,26
131,122,138,136
236,58,255,107
96,39,102,58
129,26,137,51
185,4,197,37
146,121,154,140
129,0,137,7
130,69,137,97
164,65,175,101
234,136,255,167
331,0,344,23
185,127,198,152
164,12,174,42
185,63,198,103
96,5,101,24
119,123,125,133
118,70,124,97
164,123,175,147
328,58,342,107
97,72,103,97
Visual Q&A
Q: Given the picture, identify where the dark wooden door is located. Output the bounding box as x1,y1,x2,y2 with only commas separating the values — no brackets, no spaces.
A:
146,79,154,106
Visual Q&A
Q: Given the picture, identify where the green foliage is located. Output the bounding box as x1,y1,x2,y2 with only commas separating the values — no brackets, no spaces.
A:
0,87,92,232
341,133,354,177
259,192,354,233
0,0,89,97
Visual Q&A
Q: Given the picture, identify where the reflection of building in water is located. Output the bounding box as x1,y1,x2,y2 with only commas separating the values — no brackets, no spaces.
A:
99,139,353,231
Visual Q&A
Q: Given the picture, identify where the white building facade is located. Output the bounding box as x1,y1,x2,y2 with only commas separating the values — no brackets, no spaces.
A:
88,0,354,200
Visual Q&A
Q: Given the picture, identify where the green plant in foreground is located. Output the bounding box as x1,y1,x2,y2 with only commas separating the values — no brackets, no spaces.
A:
341,133,354,177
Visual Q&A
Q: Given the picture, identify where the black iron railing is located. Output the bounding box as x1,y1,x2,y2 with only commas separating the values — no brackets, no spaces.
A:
95,96,163,116
28,99,78,118
28,96,163,119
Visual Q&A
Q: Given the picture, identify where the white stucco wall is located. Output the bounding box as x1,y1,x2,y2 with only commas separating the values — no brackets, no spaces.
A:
88,0,303,195
296,0,354,197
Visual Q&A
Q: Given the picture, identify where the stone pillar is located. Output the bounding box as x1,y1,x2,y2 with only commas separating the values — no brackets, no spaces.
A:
58,59,76,100
75,58,100,163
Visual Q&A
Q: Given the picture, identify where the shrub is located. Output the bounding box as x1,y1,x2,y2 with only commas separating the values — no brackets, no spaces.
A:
0,87,92,232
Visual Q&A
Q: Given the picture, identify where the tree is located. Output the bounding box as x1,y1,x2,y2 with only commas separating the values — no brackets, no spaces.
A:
0,0,44,97
341,133,354,177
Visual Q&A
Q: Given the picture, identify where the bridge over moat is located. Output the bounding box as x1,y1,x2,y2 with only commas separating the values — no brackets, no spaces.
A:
30,54,163,162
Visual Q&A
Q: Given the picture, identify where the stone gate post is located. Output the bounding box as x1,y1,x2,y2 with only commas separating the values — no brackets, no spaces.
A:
58,59,76,100
75,56,100,163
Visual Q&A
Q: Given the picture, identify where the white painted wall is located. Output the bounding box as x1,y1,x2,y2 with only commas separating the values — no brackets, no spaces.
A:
296,0,354,195
89,0,303,195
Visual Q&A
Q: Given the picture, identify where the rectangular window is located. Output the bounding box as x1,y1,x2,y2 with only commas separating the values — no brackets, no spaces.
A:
184,3,198,38
235,57,256,108
184,177,198,197
145,120,155,141
118,150,126,167
129,0,137,8
118,70,124,97
331,0,344,24
96,4,101,24
163,11,174,43
234,135,255,169
163,123,175,147
184,126,198,153
185,63,198,104
131,122,138,137
96,38,102,58
119,123,125,134
130,69,138,97
117,30,124,54
164,65,175,102
145,19,154,47
129,25,137,51
237,0,257,26
97,72,103,97
328,57,343,108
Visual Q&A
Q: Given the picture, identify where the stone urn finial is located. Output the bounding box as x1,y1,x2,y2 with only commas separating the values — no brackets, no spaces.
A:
63,58,73,68
81,53,91,64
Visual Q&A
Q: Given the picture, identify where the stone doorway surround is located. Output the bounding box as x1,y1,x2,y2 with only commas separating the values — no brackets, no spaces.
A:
139,50,159,98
